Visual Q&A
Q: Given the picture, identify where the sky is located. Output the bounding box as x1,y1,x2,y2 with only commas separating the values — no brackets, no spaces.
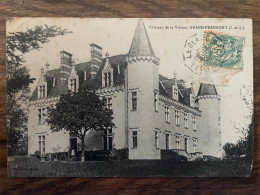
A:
7,18,253,145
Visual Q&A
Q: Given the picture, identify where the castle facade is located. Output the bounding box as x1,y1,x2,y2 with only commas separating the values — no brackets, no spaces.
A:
28,19,222,159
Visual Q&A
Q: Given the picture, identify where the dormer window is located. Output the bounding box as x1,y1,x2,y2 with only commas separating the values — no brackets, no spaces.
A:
172,85,178,101
173,88,178,99
39,85,45,98
190,93,195,107
102,54,113,87
69,79,77,92
68,64,79,93
104,72,112,87
38,84,47,98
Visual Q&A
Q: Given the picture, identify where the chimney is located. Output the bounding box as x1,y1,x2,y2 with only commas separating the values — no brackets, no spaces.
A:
90,43,102,79
60,50,72,84
177,80,186,88
45,62,50,72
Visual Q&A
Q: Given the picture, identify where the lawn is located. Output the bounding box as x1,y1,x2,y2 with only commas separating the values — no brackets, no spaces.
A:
7,156,251,177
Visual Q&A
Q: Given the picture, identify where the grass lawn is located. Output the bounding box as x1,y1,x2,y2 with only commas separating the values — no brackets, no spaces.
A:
7,156,251,177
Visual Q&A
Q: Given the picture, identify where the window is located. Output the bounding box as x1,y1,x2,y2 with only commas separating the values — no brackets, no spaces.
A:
184,137,188,152
107,98,112,110
104,73,107,86
173,88,178,99
219,143,222,151
175,110,180,125
103,128,113,150
38,136,41,152
42,136,45,154
69,79,77,92
154,92,158,111
218,117,221,132
165,106,170,122
193,139,198,153
155,131,159,149
132,131,138,148
39,85,45,98
104,72,112,87
175,135,181,149
108,72,111,86
191,97,195,106
38,135,46,154
184,113,188,128
165,133,170,150
192,116,196,131
131,91,137,110
38,108,45,125
103,97,112,110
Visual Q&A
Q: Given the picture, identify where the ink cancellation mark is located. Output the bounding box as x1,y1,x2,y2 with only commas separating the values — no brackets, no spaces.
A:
182,33,203,74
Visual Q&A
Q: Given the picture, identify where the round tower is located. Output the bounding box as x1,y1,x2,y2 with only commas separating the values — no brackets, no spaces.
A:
197,83,222,158
126,19,160,159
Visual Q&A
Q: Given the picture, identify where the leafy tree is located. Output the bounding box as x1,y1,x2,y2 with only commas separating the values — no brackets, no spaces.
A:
7,25,71,155
46,90,115,161
223,142,243,159
223,84,253,163
223,118,253,163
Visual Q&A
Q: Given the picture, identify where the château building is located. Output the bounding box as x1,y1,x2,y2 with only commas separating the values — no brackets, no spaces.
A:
28,19,222,160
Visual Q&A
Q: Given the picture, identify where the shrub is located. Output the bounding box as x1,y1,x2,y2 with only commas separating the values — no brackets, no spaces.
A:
110,148,128,161
195,157,203,162
161,150,188,161
32,151,41,160
51,152,68,161
76,150,110,161
74,149,129,161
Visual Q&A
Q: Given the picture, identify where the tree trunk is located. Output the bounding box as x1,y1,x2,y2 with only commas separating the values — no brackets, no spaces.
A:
81,137,85,162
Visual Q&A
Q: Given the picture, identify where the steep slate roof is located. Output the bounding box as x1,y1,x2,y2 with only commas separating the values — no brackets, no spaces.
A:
159,76,195,107
160,78,175,98
31,19,217,110
179,88,192,105
177,80,185,90
81,54,126,91
197,83,218,96
128,19,155,58
159,74,168,81
31,54,127,100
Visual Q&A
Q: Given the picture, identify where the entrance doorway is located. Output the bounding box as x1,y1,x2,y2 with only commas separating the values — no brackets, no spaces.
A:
70,138,77,155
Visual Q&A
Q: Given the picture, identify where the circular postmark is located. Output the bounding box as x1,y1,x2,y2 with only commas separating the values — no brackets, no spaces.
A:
182,33,204,74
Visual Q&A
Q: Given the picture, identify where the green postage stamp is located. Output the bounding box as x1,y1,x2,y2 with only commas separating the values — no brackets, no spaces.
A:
200,31,246,86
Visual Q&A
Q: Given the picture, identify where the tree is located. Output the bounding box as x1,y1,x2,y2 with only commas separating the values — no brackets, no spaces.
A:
223,142,243,159
46,90,115,162
223,84,253,163
223,119,253,163
7,25,71,155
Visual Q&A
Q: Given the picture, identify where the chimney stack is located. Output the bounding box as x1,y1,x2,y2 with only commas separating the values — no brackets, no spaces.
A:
60,50,72,84
90,43,102,79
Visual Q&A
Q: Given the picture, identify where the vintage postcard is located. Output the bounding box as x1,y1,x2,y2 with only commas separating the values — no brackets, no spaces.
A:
6,18,253,177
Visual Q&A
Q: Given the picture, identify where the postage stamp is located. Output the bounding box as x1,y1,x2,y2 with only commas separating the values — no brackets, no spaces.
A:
199,31,245,86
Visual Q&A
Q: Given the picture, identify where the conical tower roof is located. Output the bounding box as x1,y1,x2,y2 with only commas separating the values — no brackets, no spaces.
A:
197,83,218,96
128,19,155,58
